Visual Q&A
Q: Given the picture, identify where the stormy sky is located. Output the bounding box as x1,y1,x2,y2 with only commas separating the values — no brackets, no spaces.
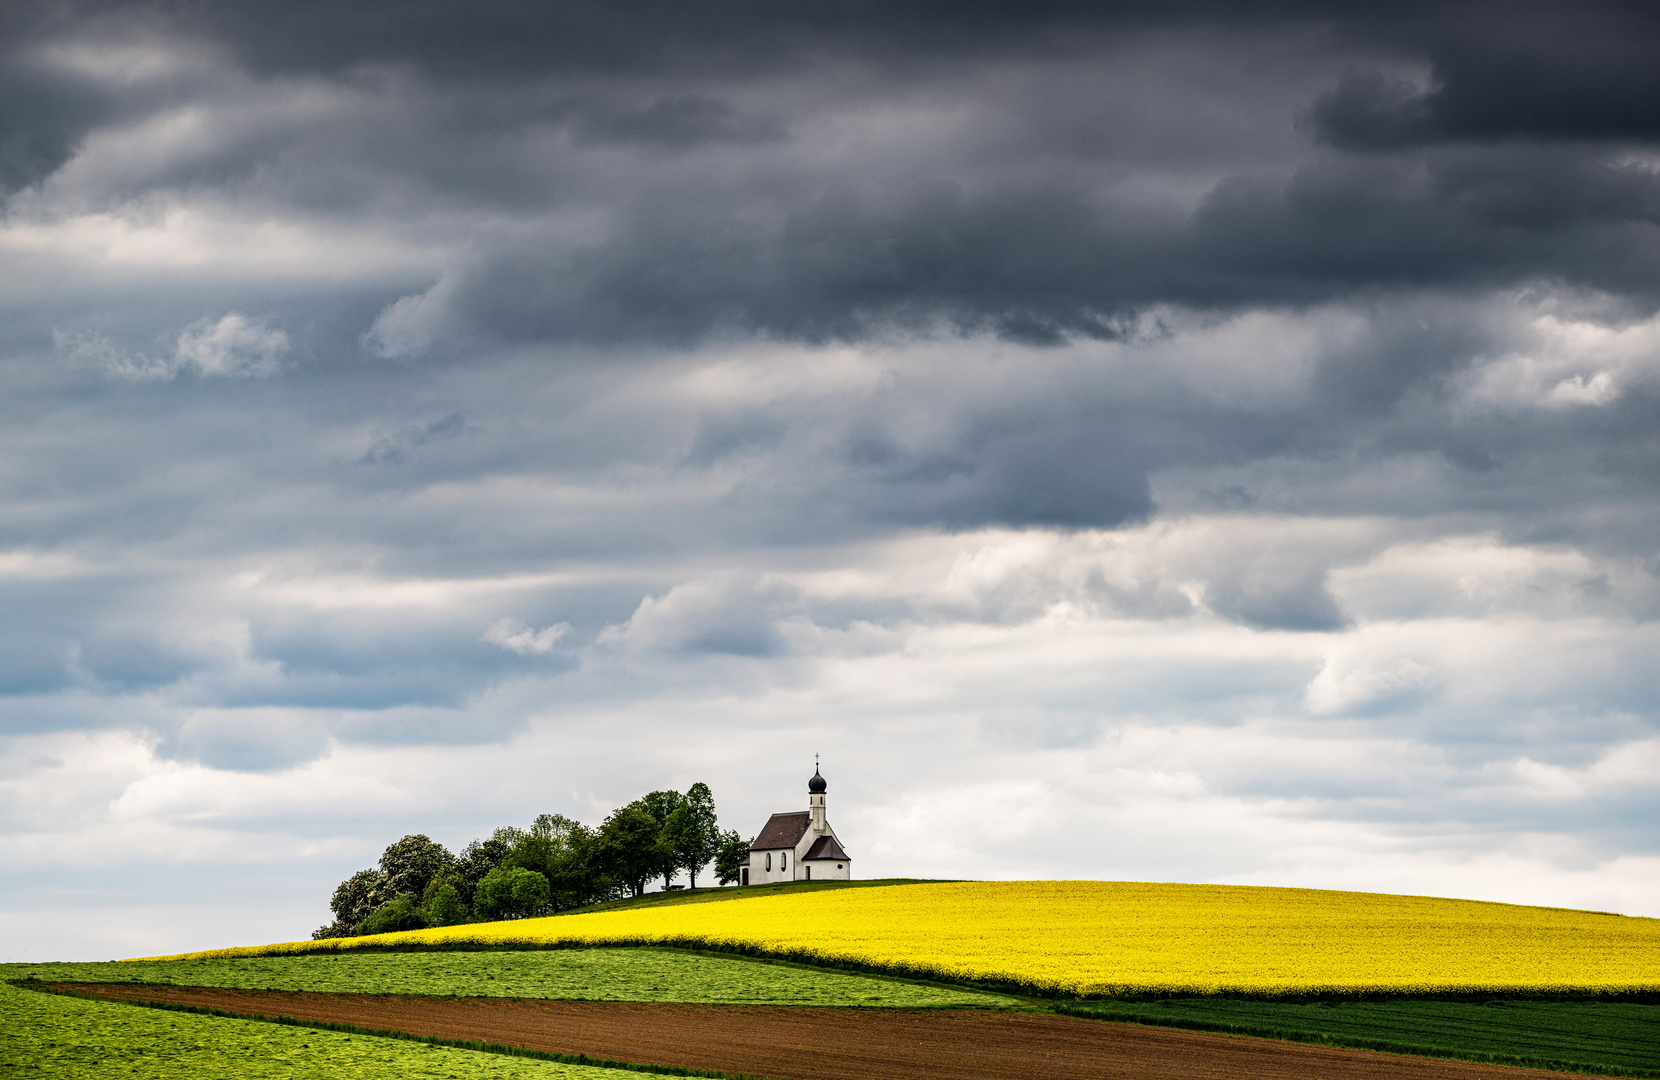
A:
3,0,1659,959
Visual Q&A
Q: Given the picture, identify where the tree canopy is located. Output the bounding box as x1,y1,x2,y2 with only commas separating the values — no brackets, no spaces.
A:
312,780,745,939
378,834,454,898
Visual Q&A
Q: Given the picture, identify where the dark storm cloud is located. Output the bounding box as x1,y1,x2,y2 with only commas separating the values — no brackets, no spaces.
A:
1309,4,1660,149
135,0,1259,79
9,0,1656,352
148,0,1660,99
565,96,786,148
421,145,1660,350
1,0,1657,718
0,56,113,194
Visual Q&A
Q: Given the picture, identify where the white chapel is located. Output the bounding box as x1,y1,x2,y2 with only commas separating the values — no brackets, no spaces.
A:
742,765,850,885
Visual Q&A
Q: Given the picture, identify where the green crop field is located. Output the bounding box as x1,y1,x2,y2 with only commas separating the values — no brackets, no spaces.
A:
9,903,1658,1079
1058,997,1660,1077
15,945,1660,1075
2,946,1010,1008
0,980,642,1080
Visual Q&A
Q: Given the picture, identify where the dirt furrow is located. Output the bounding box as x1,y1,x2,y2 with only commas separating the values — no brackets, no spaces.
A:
53,983,1587,1080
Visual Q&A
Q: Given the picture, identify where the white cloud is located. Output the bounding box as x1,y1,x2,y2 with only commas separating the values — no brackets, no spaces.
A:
107,755,418,827
597,575,804,656
54,312,289,379
484,618,572,655
1460,311,1660,411
172,313,290,377
1305,653,1439,715
362,273,461,360
1329,535,1658,622
54,327,172,379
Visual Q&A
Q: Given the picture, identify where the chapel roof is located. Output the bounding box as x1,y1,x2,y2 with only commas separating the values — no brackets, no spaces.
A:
749,811,810,850
803,835,848,861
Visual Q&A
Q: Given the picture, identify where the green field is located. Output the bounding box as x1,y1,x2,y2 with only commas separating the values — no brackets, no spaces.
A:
9,935,1658,1077
1058,997,1660,1076
1,946,1009,1008
0,980,641,1080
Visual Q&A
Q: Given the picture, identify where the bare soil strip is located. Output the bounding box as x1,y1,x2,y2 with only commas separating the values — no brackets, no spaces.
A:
54,983,1588,1080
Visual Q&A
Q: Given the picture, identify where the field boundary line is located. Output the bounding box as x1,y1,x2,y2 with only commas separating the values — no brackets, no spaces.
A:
11,980,780,1080
612,943,1033,1007
1049,1003,1660,1079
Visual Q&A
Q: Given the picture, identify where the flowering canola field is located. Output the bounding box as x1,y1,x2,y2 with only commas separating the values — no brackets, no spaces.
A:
148,881,1660,997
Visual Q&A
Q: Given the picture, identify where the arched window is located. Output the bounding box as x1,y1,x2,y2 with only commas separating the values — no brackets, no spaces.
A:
781,852,788,871
765,852,772,871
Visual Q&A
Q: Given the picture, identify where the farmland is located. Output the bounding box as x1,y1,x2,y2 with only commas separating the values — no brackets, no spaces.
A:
16,944,1658,1077
37,982,1615,1080
0,980,639,1080
7,946,1008,1007
152,880,1660,999
1058,998,1660,1076
12,881,1660,1078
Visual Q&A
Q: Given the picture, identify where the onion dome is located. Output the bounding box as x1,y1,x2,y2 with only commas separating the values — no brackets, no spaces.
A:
808,766,827,794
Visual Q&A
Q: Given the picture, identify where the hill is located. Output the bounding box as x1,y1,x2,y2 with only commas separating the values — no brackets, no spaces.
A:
139,880,1660,999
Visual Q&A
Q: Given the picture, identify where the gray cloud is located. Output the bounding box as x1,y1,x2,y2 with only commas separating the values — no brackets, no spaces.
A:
0,55,112,194
7,3,1655,355
1310,6,1660,149
2,0,1659,958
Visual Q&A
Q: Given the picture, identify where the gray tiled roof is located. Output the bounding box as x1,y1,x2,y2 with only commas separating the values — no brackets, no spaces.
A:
803,835,848,860
749,811,810,850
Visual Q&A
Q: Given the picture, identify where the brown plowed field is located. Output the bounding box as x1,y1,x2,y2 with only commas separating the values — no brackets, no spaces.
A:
55,983,1580,1080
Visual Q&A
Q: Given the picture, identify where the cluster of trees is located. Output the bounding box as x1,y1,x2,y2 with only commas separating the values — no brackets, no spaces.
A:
313,782,753,939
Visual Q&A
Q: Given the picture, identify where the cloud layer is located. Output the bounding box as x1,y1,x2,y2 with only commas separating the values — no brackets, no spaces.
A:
1,0,1657,958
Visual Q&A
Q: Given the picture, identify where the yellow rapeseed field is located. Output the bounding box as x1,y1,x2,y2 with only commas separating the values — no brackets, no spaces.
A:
145,881,1660,997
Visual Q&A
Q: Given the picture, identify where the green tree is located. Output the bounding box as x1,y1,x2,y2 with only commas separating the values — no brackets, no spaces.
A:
662,804,695,887
511,813,613,910
454,830,514,907
561,821,619,907
668,781,721,888
713,828,750,886
475,865,551,919
597,802,659,897
420,870,470,926
640,789,687,890
378,834,455,898
326,868,392,934
357,894,427,935
508,815,576,883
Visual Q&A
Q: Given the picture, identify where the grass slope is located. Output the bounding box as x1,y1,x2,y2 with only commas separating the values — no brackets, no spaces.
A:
0,980,646,1080
1058,998,1660,1078
2,947,1011,1008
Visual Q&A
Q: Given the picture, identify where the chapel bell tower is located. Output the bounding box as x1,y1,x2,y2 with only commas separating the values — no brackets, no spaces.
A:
808,760,828,833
